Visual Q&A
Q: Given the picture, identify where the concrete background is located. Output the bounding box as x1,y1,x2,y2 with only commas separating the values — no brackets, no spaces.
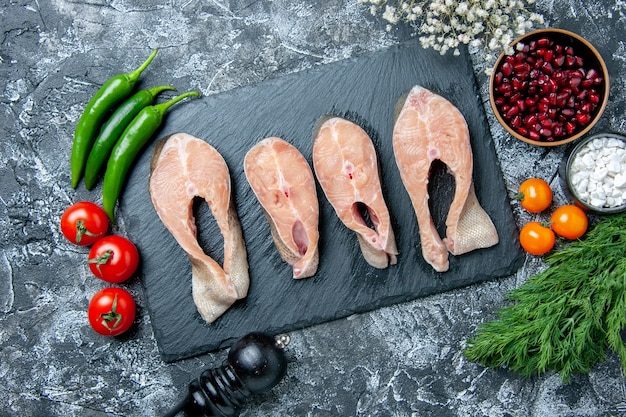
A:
1,0,625,416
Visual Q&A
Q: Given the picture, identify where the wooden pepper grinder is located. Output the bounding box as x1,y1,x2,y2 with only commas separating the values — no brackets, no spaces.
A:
164,332,289,417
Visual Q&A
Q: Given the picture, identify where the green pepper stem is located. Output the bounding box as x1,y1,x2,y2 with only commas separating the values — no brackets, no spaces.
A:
147,85,176,97
127,49,159,82
153,91,201,117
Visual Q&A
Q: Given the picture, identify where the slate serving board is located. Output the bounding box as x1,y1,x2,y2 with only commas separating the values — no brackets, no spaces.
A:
122,40,524,362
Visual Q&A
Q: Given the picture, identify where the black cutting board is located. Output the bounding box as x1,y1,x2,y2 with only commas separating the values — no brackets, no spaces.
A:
122,40,524,362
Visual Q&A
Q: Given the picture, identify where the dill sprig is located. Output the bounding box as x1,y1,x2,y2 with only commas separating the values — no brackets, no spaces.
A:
464,213,626,382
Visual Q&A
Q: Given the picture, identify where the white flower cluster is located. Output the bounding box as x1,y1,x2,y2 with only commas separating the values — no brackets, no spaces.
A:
358,0,545,59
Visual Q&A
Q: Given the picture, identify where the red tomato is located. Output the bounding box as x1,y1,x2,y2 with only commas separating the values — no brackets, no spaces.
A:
550,204,588,239
516,178,553,213
519,221,555,255
88,287,136,336
88,235,140,283
61,202,109,246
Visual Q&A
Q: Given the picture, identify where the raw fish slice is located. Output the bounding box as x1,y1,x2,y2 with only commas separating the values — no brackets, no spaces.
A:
244,137,320,278
149,132,249,323
313,117,398,268
393,86,498,272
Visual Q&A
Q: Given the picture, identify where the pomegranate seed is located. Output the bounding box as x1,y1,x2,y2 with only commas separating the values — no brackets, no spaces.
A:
569,77,582,88
548,108,558,120
553,55,565,66
502,62,513,76
553,124,564,137
567,96,576,108
543,49,554,61
566,121,577,134
561,108,575,118
514,62,530,74
538,101,550,113
580,102,593,114
556,91,570,107
524,114,538,126
565,46,574,55
593,77,603,85
576,113,591,124
541,61,554,75
525,97,537,107
548,92,558,106
517,127,529,136
511,115,522,128
540,128,553,138
585,68,598,80
581,79,594,88
497,83,512,94
589,92,601,103
505,106,520,119
537,37,551,47
529,130,541,141
566,55,577,66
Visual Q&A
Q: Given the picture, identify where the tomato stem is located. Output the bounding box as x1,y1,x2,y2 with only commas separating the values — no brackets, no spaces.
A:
75,219,99,244
512,191,525,201
99,293,122,332
87,249,113,275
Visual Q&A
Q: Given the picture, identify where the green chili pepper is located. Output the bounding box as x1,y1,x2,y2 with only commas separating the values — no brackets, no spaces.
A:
71,49,158,189
83,85,175,190
102,90,201,221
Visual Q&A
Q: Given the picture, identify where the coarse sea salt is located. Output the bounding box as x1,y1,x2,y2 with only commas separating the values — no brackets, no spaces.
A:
569,136,626,209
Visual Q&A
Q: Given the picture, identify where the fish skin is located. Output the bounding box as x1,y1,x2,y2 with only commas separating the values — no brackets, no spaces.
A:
393,86,498,272
244,137,320,279
312,116,398,269
149,132,249,323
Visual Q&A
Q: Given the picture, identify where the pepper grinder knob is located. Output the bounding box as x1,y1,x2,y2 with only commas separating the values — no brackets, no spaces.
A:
164,332,289,417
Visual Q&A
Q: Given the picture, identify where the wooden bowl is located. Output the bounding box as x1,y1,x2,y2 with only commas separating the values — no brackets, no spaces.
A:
489,28,609,146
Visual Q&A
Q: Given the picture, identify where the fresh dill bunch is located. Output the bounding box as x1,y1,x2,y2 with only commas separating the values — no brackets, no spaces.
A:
464,213,626,382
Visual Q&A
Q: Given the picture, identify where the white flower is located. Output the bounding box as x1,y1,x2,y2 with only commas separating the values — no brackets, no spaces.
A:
382,5,399,23
455,2,469,15
359,0,546,71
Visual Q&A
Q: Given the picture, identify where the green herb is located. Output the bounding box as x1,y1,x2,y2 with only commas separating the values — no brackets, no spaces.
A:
464,213,626,382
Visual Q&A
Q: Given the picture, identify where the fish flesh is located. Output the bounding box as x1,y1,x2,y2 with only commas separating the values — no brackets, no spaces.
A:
312,116,398,268
148,132,249,323
393,86,499,272
244,137,319,279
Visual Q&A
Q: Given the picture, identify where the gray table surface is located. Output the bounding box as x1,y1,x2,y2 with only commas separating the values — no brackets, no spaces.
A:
1,1,625,416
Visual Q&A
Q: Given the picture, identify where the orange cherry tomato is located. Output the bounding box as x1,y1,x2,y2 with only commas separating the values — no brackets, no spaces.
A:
516,178,553,213
550,204,588,239
519,221,555,255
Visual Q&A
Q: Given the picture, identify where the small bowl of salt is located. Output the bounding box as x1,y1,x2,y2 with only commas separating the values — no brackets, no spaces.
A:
563,132,626,214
